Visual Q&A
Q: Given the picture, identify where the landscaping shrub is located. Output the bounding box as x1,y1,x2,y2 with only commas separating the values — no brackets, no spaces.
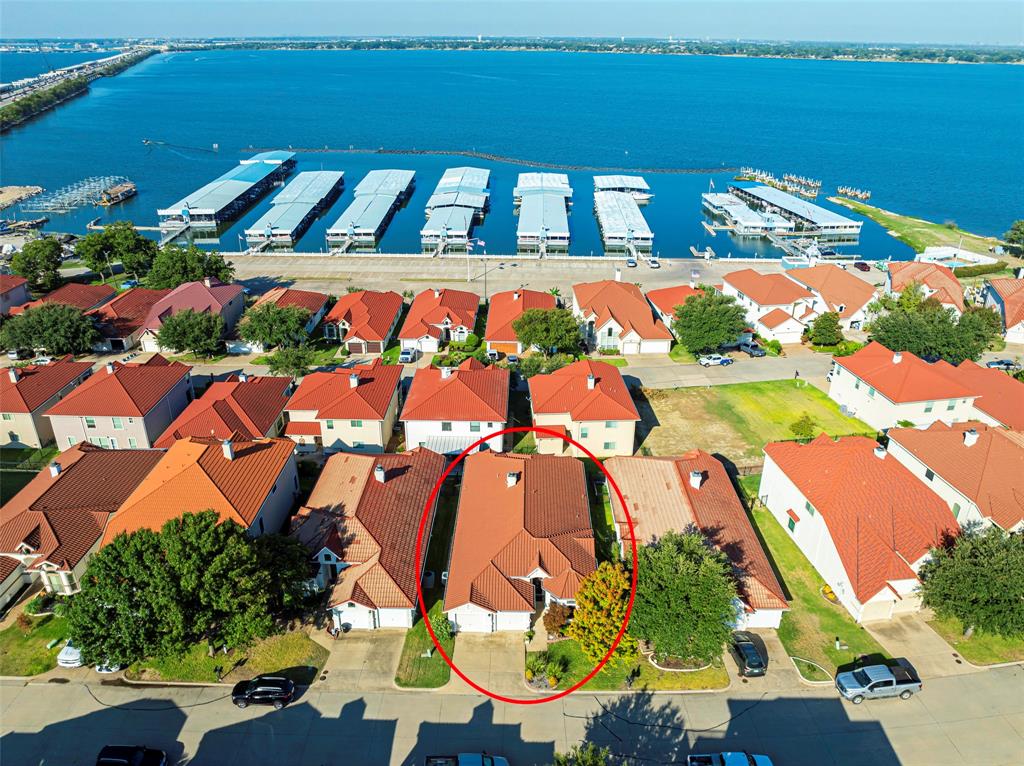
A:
790,413,818,441
23,595,49,615
953,262,1005,278
15,612,32,630
432,614,453,643
766,339,782,355
463,333,480,350
543,603,573,636
525,651,548,681
834,340,864,356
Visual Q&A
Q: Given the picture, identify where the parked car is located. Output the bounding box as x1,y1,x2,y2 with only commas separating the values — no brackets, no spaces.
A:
986,359,1021,371
30,355,54,366
835,661,921,704
728,631,768,677
648,258,661,269
57,639,84,668
853,261,871,272
231,675,295,709
426,754,510,766
120,279,139,289
698,354,734,367
687,753,774,766
486,349,500,362
6,348,31,361
398,349,417,364
506,354,520,365
625,258,638,268
96,745,167,766
738,342,765,358
95,660,125,674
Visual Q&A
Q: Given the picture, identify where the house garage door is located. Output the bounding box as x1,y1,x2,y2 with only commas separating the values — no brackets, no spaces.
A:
453,610,495,633
348,341,366,354
489,342,519,355
365,341,383,353
333,604,376,630
622,340,641,355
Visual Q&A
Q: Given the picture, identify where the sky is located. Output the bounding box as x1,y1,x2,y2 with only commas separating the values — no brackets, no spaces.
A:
2,1,1022,46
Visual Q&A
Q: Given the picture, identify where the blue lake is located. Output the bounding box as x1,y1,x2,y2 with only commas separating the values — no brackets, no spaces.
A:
0,50,114,81
2,50,1021,259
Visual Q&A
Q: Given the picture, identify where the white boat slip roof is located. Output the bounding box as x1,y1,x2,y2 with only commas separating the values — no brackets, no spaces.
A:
593,175,650,192
703,192,772,229
434,167,490,195
158,151,296,216
244,171,344,238
353,169,415,197
513,172,573,199
426,190,489,210
327,194,397,235
517,193,570,239
594,191,653,239
736,184,857,227
421,206,475,237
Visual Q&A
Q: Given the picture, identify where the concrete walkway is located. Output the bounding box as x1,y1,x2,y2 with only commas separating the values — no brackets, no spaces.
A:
864,615,979,678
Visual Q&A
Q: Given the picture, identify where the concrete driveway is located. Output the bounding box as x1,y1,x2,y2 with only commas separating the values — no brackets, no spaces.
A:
447,633,526,696
864,615,978,678
736,629,813,692
318,629,407,692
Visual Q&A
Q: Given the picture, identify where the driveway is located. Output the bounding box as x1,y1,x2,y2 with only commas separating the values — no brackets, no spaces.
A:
864,615,979,679
736,629,811,692
446,632,525,696
317,629,407,692
623,351,833,391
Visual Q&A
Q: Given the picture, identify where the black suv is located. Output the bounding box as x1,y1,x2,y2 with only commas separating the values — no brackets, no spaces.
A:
729,631,768,677
96,745,167,766
231,675,295,709
738,342,766,358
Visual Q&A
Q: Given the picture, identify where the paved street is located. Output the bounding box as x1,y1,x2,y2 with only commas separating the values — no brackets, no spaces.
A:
2,666,1023,765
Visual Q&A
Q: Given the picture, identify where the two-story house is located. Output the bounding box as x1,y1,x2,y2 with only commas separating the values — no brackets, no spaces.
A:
9,282,116,316
983,278,1024,344
321,290,404,353
785,264,877,331
1,357,93,448
572,278,673,354
398,288,479,354
645,283,703,335
886,262,965,315
88,288,171,352
0,275,30,315
721,268,816,344
138,278,245,353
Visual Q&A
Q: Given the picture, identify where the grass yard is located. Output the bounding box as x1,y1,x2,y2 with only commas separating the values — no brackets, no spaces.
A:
509,390,536,453
1,470,37,505
127,631,328,684
669,344,697,364
748,503,888,680
0,445,60,468
582,461,618,563
599,357,628,368
253,338,341,368
639,380,875,459
531,640,729,692
0,613,70,676
926,615,1024,666
168,352,228,364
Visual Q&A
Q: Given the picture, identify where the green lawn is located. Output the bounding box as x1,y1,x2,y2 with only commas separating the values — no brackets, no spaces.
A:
584,465,618,563
0,445,59,468
0,613,70,676
531,640,729,692
599,357,628,368
253,338,339,368
926,615,1024,666
168,352,228,364
380,341,401,364
748,502,888,679
669,344,697,364
640,380,876,459
1,471,37,504
128,631,328,684
509,390,536,453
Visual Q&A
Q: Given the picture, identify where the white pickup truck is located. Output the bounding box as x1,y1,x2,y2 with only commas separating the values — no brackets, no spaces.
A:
426,754,510,766
835,661,922,704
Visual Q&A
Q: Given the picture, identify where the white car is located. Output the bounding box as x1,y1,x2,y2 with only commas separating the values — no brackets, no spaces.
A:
698,354,735,368
398,349,417,364
56,639,84,668
648,258,661,269
95,660,124,674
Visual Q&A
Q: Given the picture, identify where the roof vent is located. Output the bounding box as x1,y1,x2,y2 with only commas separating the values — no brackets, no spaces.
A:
349,372,359,388
8,368,20,383
892,351,903,364
105,362,115,375
374,464,386,483
440,367,452,379
873,445,887,460
513,290,520,301
222,440,235,461
432,288,440,299
48,462,62,477
614,267,622,282
238,372,248,383
203,277,213,288
586,373,595,390
689,470,703,489
963,428,979,447
506,471,519,488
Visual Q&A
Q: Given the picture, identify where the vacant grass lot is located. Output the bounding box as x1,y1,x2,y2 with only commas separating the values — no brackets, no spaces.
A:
0,614,70,676
639,380,875,459
927,615,1024,666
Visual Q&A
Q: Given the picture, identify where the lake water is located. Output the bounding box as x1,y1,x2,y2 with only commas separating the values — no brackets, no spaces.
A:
2,50,1021,259
0,50,113,81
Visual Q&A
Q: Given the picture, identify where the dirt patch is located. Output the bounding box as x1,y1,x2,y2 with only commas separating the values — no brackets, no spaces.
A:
638,388,750,458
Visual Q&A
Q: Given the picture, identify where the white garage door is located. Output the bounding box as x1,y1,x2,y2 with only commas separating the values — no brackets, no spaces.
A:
333,605,376,630
453,609,495,633
622,341,641,355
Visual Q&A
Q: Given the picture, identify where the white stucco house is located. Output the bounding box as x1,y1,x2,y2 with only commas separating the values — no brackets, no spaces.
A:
572,278,673,354
983,278,1024,344
397,288,479,354
721,268,816,343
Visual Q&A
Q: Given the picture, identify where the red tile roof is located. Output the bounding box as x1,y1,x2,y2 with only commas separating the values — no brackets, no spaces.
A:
283,421,322,436
142,279,243,331
252,286,328,317
529,359,639,422
889,421,1024,531
323,290,403,342
645,285,703,318
290,449,446,610
154,375,291,448
887,262,965,312
444,452,596,612
9,282,116,315
757,307,799,330
930,359,1024,430
723,269,813,307
399,288,479,341
286,359,401,421
573,280,672,341
606,452,788,612
764,435,957,603
0,444,162,571
484,289,556,343
988,278,1024,328
45,355,191,417
88,288,171,339
0,275,27,296
1,357,93,413
786,265,876,318
835,342,974,404
102,437,295,544
401,358,509,423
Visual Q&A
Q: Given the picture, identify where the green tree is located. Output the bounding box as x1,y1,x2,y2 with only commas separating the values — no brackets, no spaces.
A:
1003,219,1024,252
869,302,1001,364
553,743,615,766
156,309,224,357
512,308,580,356
0,303,98,355
566,561,638,666
239,303,311,350
146,244,234,290
919,528,1024,638
11,237,63,291
809,311,843,346
74,231,116,278
253,533,314,615
671,289,747,354
628,531,737,663
104,221,157,277
789,413,818,441
265,344,316,378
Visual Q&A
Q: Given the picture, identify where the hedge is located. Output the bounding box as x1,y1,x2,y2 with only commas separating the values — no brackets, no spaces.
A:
953,262,1007,278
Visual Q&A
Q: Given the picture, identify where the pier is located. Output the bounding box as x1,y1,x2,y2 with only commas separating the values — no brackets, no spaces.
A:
729,184,863,237
514,172,573,255
593,189,653,252
325,169,415,250
244,170,344,246
420,167,490,253
593,174,652,203
702,192,796,236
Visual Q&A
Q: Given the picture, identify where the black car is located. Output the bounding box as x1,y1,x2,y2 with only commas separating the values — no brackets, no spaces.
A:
853,261,871,272
96,745,167,766
729,631,768,677
738,342,766,358
232,675,295,709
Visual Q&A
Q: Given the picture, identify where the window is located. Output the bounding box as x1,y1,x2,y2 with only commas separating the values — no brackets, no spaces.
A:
84,417,96,429
441,422,452,432
924,401,934,413
854,380,860,390
112,417,124,430
128,437,138,448
804,500,816,516
605,421,617,429
350,420,362,428
580,426,589,438
353,441,364,448
1,413,11,421
787,517,796,532
924,469,935,481
325,420,334,430
258,518,265,534
67,437,75,447
952,502,961,518
606,327,614,337
470,422,480,433
109,438,118,449
868,387,876,398
946,400,956,411
603,441,616,450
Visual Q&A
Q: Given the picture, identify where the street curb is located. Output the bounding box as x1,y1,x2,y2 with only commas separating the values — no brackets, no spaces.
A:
117,676,229,688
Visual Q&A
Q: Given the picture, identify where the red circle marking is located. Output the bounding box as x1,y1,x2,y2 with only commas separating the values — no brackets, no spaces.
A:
413,425,639,704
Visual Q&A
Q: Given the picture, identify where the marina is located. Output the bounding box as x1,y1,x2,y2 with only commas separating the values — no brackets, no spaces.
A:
420,166,490,252
156,151,295,229
593,174,653,202
514,172,573,254
593,189,654,253
325,169,415,249
729,184,863,238
243,170,344,246
701,192,796,236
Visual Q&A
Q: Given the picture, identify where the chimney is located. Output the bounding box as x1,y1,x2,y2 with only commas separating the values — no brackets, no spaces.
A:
8,368,19,383
105,362,115,375
873,445,887,460
203,276,213,288
48,462,62,477
892,351,903,364
374,464,386,484
689,470,703,489
963,428,979,447
440,367,452,379
513,290,520,301
238,372,248,383
586,373,595,390
690,269,699,289
348,372,359,388
222,440,234,461
506,471,519,488
614,267,622,282
432,288,440,299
